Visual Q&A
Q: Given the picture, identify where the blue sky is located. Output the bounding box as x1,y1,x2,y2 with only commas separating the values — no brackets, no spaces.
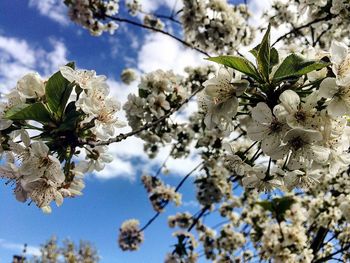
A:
0,0,267,262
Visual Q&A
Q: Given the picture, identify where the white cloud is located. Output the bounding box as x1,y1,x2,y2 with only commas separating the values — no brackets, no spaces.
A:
28,0,68,26
94,157,135,180
182,200,200,208
0,36,36,66
0,34,68,93
138,33,208,75
0,238,40,257
140,0,183,13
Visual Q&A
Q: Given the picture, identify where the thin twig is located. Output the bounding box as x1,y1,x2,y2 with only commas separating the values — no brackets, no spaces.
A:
139,163,203,232
139,10,181,25
272,16,333,46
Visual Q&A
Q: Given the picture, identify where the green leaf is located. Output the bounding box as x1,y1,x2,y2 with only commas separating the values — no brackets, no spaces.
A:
65,61,75,69
257,24,271,82
206,56,262,82
257,201,273,212
57,102,81,132
251,45,279,74
45,65,74,120
249,44,259,58
270,48,279,69
257,197,295,220
139,88,149,98
273,54,330,83
4,103,51,122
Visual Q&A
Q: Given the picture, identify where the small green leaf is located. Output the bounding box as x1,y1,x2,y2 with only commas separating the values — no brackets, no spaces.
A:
257,197,295,220
5,103,51,122
249,44,259,58
273,54,330,83
206,56,262,82
257,201,273,212
257,24,271,82
139,88,149,98
45,67,73,120
65,61,75,69
57,102,81,132
270,48,279,69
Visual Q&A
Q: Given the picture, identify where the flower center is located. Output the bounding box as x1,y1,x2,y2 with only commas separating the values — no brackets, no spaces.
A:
289,136,305,150
294,110,306,122
269,119,282,133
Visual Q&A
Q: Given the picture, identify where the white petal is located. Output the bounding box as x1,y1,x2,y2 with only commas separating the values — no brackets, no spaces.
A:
60,66,76,82
273,105,288,122
319,78,338,98
308,145,330,163
41,206,52,213
247,122,269,141
279,90,300,113
54,191,64,207
251,102,272,124
0,119,13,130
328,99,348,117
269,145,289,160
331,41,348,65
31,141,49,157
261,134,281,154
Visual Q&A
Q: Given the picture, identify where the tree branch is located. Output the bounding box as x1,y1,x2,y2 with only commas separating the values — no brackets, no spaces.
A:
106,15,210,57
272,16,334,46
139,162,203,232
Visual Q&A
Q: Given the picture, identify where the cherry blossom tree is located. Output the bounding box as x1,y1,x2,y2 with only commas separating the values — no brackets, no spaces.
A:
2,0,350,262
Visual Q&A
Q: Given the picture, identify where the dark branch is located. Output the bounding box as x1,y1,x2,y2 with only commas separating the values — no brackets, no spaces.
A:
139,163,203,232
106,15,210,56
272,16,334,46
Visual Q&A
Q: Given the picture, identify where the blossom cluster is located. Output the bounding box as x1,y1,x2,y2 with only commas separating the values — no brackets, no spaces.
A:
64,0,119,36
123,69,189,158
267,0,350,48
181,0,255,54
0,64,123,212
141,175,181,212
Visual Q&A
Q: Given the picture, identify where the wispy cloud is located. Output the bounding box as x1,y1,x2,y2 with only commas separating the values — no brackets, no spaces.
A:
0,238,40,257
28,0,68,26
137,33,208,75
0,34,68,93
